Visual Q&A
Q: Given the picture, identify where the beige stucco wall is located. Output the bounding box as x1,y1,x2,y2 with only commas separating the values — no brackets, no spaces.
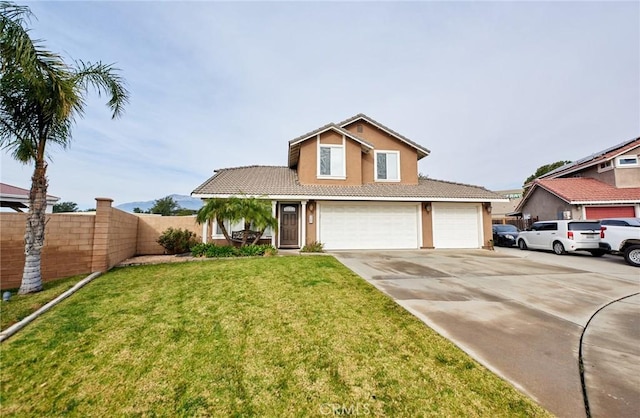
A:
305,201,317,245
343,121,419,185
421,204,434,248
614,166,640,188
297,131,363,185
482,204,493,249
296,121,421,186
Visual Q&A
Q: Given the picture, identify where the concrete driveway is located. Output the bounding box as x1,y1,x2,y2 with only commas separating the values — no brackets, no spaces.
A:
332,248,639,418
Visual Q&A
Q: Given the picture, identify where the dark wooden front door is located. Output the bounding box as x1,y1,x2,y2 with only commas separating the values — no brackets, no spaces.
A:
280,204,299,247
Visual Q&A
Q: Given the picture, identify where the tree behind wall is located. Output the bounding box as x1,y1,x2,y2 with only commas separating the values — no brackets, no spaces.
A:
0,2,129,293
149,196,180,216
53,201,79,213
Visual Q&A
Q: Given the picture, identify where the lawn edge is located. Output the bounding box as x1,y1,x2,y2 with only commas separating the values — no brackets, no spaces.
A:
0,271,102,343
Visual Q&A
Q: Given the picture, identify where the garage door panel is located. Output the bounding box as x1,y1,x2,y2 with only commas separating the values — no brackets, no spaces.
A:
319,203,419,250
432,203,481,248
585,206,636,219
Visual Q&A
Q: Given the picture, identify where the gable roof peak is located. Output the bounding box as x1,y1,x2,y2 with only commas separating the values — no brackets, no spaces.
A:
338,113,430,159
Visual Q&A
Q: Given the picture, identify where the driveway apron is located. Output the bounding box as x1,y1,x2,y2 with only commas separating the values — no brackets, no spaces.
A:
332,249,640,418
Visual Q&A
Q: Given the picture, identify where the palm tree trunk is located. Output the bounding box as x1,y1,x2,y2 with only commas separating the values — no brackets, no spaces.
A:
217,219,232,245
19,160,48,294
241,221,250,246
251,229,265,245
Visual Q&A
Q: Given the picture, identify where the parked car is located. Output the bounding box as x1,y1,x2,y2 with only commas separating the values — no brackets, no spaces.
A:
492,224,520,247
599,218,640,267
517,220,604,256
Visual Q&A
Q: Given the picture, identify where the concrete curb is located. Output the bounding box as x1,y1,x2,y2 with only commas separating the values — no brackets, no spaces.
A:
0,271,103,343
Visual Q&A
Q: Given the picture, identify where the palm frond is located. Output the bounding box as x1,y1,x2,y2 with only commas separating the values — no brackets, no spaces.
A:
74,60,130,119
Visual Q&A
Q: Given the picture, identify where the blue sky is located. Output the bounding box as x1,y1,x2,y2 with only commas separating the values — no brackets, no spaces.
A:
1,1,638,209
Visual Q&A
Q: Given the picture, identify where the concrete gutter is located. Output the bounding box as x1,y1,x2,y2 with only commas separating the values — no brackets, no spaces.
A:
0,272,102,343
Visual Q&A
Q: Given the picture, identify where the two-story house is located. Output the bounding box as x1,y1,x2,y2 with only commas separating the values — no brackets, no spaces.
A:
516,137,640,221
192,114,506,250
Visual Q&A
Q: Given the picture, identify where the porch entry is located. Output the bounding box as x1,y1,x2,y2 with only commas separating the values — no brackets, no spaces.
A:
279,203,299,248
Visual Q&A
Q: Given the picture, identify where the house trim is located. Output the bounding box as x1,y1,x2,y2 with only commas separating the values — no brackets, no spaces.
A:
192,193,508,203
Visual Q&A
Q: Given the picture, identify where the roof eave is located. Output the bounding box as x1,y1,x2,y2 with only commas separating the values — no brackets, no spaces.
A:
192,193,507,203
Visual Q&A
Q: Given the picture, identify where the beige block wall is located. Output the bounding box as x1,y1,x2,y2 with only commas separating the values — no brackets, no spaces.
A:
107,208,139,268
136,215,201,255
1,213,96,290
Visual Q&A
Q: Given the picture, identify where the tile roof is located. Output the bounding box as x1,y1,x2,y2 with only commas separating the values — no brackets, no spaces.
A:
0,182,59,200
534,178,640,203
192,165,505,201
539,137,640,179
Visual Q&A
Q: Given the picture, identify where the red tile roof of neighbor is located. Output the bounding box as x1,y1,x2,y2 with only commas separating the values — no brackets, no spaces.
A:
0,182,59,199
535,178,640,203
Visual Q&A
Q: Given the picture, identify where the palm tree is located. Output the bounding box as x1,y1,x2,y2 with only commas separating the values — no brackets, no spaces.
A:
196,198,241,244
239,197,277,246
1,2,129,294
196,197,277,246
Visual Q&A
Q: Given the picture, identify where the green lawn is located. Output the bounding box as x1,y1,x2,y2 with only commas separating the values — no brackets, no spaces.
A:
0,257,550,417
1,274,86,331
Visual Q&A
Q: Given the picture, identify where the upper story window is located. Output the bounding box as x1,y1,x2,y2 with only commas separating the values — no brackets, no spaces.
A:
598,160,613,172
616,155,639,168
318,145,345,178
375,150,400,181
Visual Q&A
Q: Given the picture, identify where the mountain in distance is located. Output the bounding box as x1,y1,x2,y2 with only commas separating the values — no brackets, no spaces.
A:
115,194,203,213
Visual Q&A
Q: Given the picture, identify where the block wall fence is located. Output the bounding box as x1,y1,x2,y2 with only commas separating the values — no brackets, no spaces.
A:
0,198,201,290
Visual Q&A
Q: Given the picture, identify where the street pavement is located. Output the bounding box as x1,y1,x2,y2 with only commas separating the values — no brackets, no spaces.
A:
332,247,639,418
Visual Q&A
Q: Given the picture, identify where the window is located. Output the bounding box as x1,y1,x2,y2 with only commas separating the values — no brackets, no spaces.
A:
598,160,613,172
616,156,639,167
318,145,345,178
375,151,400,181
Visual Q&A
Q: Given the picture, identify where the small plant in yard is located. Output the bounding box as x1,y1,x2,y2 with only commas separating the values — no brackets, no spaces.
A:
301,241,324,253
157,228,198,254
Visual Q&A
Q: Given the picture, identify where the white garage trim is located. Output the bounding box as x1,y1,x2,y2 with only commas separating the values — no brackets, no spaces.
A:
317,201,421,250
432,203,483,248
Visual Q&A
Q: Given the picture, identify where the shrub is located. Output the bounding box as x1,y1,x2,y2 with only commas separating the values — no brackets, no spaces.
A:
190,243,277,258
157,228,198,255
301,241,324,253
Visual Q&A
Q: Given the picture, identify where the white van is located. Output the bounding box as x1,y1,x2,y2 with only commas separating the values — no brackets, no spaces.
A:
517,220,604,256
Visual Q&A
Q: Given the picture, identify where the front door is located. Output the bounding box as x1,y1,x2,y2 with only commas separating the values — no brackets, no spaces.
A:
280,204,299,247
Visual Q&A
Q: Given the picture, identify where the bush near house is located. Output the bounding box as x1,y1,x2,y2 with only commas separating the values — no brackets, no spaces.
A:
301,241,324,253
157,228,199,254
190,243,277,258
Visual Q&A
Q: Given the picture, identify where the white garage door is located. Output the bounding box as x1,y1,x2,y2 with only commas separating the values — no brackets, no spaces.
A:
432,203,482,248
319,202,420,250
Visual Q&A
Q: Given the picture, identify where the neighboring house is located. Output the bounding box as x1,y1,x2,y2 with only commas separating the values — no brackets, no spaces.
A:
516,137,640,220
0,182,59,213
491,189,524,221
192,114,506,250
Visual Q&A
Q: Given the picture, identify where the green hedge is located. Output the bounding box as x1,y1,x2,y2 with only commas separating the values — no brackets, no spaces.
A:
191,243,277,258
